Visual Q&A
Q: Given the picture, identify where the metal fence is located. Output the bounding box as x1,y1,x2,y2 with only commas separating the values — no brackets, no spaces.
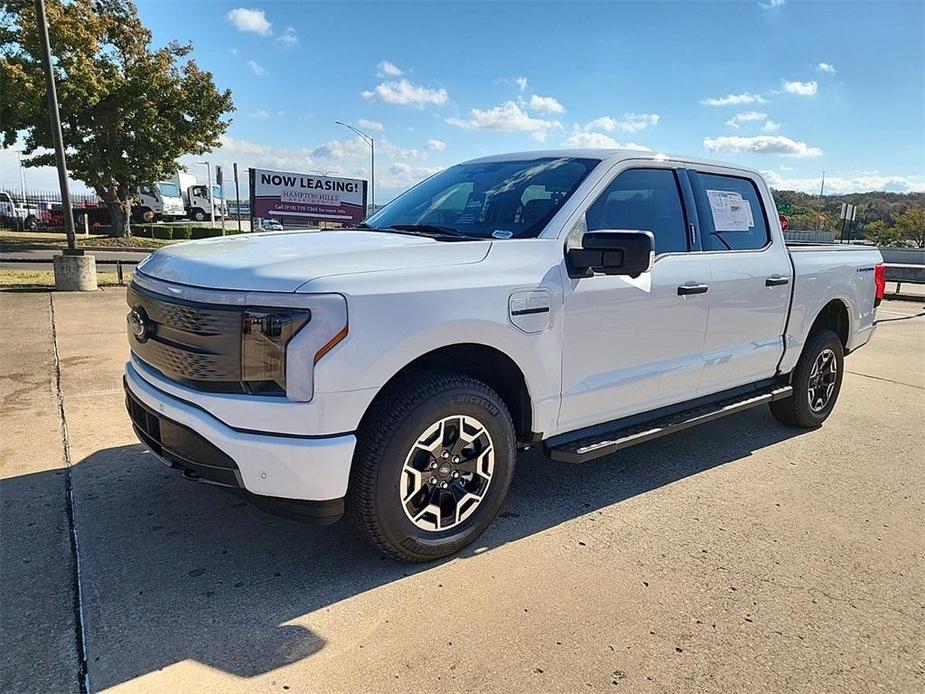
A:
0,188,100,231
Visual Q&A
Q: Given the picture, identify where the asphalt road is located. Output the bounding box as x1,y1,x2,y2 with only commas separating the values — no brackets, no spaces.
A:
1,289,922,693
0,249,144,272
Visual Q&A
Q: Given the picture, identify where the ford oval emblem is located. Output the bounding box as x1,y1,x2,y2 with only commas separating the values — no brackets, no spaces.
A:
128,307,152,342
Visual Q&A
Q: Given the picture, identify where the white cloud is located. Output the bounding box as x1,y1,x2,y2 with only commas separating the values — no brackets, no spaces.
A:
759,0,786,9
564,131,651,151
725,111,768,129
701,92,768,106
356,119,385,132
446,101,562,141
580,113,660,133
762,119,781,132
226,8,272,36
250,109,270,120
762,170,925,194
783,80,818,96
703,135,822,158
277,26,298,46
516,76,528,92
362,78,448,107
816,62,836,74
246,60,266,76
426,138,446,151
0,145,93,194
377,61,403,77
703,135,822,157
528,94,565,114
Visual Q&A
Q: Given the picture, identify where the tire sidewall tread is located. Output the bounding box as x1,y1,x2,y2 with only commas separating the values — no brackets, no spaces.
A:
348,370,516,562
771,328,844,428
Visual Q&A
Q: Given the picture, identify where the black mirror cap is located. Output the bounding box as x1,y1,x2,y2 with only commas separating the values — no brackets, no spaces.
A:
568,230,654,278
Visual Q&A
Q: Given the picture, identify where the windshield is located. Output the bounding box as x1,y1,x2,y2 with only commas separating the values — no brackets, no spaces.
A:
366,157,598,239
157,182,181,198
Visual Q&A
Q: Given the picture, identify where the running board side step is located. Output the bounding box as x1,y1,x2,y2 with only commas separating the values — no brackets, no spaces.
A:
547,385,793,464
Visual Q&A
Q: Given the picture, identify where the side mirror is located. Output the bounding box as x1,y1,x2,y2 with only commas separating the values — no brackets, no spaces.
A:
567,230,654,278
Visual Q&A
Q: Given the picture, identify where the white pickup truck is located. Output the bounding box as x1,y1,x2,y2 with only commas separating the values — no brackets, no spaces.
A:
124,149,885,561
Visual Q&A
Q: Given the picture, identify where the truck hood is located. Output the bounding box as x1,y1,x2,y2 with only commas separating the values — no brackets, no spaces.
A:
135,229,492,292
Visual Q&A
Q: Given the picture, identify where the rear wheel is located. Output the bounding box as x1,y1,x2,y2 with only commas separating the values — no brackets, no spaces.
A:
348,371,516,562
770,328,844,428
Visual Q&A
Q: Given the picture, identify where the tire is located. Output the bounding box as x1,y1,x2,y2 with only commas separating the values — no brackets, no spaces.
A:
348,370,516,562
192,209,206,222
770,328,844,428
24,215,38,231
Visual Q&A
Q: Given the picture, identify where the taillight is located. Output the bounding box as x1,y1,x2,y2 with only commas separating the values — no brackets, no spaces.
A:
874,263,886,307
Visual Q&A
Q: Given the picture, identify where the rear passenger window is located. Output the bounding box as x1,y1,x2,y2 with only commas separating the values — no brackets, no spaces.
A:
690,172,769,251
585,169,688,255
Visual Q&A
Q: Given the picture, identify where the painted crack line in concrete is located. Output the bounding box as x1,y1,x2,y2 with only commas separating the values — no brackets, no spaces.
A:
50,294,92,694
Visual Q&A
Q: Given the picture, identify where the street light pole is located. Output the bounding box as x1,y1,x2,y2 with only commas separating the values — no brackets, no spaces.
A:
334,121,374,216
14,150,27,205
34,0,77,251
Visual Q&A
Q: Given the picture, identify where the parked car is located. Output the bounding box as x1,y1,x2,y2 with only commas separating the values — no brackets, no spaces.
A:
256,218,284,231
123,149,884,561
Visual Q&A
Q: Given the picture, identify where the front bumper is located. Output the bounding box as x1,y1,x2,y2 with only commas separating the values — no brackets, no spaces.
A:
124,363,356,521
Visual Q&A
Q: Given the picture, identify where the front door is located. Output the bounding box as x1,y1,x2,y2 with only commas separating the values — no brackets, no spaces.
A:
558,167,710,432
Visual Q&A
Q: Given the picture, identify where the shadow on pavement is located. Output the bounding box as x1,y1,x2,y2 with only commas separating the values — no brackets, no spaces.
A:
5,407,803,689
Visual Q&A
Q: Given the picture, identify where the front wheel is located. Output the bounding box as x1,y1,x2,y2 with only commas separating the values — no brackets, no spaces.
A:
192,209,206,222
348,371,516,562
770,328,844,428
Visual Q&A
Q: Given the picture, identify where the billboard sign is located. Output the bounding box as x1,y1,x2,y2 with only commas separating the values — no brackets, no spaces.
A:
249,168,367,226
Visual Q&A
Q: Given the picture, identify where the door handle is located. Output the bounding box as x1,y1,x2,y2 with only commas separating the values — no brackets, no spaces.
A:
677,283,709,295
765,275,791,287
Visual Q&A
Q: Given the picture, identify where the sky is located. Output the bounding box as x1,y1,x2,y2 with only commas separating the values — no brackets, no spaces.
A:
2,0,924,200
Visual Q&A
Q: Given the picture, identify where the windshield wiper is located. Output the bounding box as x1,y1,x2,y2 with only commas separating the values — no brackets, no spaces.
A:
387,224,473,240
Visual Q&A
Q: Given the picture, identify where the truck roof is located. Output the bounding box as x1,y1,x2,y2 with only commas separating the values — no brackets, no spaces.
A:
462,149,765,180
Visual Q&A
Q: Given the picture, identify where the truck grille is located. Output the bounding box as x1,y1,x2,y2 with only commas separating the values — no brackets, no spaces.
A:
126,282,245,392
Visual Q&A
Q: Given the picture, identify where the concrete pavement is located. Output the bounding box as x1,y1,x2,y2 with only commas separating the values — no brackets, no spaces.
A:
1,288,923,693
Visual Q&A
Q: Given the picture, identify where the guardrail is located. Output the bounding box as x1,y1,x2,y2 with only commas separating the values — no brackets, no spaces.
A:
879,248,925,291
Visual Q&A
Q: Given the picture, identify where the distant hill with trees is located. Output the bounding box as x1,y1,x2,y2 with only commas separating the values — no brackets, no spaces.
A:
771,189,925,247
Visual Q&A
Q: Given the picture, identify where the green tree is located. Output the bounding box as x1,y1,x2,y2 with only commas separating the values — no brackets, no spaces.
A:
863,219,902,247
895,206,925,248
788,209,838,232
1,0,234,236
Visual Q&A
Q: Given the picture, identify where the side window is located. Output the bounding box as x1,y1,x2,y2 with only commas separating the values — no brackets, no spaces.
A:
585,168,688,255
690,172,769,251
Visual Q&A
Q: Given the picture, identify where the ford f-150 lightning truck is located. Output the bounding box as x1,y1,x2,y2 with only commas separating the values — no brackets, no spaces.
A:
123,150,885,561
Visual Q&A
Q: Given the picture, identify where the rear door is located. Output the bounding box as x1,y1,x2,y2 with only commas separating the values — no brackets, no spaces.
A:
688,169,792,395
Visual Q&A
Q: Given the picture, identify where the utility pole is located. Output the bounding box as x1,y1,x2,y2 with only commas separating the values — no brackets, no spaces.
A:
334,121,374,216
34,0,76,251
813,170,827,232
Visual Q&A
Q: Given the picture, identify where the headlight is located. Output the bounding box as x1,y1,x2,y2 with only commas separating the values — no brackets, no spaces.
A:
242,310,311,393
241,293,348,402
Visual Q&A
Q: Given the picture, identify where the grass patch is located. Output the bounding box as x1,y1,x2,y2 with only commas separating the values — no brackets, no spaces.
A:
0,231,175,252
0,268,130,288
